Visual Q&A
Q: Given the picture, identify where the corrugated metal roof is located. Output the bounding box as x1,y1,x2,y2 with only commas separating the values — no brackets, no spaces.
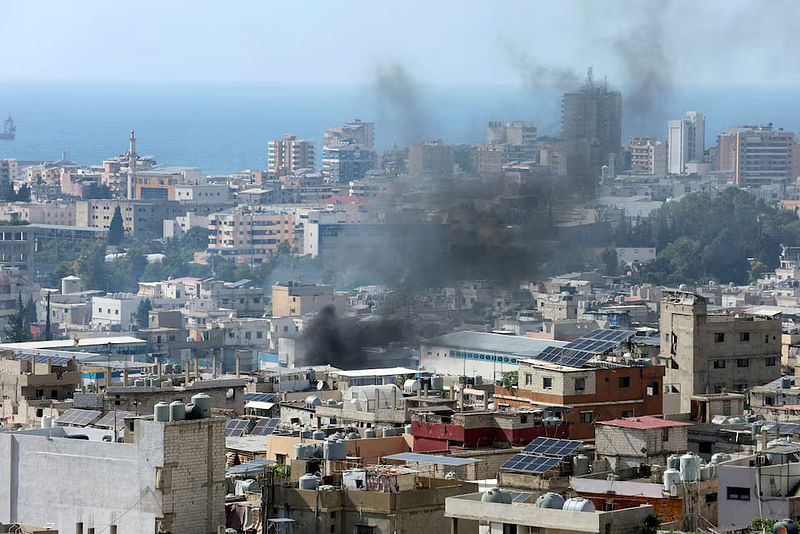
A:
383,452,480,466
597,416,692,430
424,331,567,357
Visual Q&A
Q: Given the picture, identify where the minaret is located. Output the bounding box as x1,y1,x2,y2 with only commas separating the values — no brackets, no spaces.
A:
127,130,137,199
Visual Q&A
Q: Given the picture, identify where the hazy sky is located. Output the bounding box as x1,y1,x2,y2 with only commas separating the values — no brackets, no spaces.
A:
1,0,798,88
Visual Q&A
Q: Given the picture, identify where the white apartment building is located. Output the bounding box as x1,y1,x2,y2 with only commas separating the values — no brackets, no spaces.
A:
668,111,705,174
91,293,143,330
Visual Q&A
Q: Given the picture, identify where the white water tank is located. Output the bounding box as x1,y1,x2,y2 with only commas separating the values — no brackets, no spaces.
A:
364,428,376,438
562,498,595,512
154,402,170,422
481,489,512,503
41,415,53,429
663,468,680,492
305,396,321,409
298,474,319,490
312,430,326,441
572,454,590,476
679,452,699,482
403,379,421,394
666,454,680,470
710,453,731,465
169,401,185,422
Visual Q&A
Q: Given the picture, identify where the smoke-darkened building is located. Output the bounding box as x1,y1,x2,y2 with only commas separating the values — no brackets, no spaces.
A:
561,70,622,175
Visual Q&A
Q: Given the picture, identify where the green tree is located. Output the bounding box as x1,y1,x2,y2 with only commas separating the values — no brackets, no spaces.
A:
108,206,124,245
74,242,108,290
135,298,152,330
15,184,30,202
600,247,619,276
5,293,31,342
24,295,37,325
501,370,518,388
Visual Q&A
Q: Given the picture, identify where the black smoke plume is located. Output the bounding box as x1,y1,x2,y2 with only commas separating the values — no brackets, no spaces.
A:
373,63,428,145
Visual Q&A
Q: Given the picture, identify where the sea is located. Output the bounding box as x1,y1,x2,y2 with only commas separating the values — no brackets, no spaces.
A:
1,81,799,175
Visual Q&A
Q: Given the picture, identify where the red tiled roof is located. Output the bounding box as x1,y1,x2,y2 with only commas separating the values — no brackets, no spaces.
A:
596,416,692,430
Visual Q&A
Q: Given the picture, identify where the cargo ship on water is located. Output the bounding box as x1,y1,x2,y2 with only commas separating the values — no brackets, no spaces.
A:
0,116,15,140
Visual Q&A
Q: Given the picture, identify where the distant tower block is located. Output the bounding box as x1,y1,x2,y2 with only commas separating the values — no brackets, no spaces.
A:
127,129,137,199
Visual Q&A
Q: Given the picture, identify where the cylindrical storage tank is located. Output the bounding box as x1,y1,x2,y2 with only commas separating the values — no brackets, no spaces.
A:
430,375,444,391
134,378,145,387
403,379,421,394
364,428,376,438
41,415,53,429
312,430,326,441
481,489,512,504
782,376,793,389
679,453,699,482
381,427,395,437
191,393,211,418
295,444,309,460
305,396,321,409
298,474,319,490
404,424,412,434
572,454,590,476
773,519,799,534
562,498,595,512
699,465,711,481
324,439,347,461
664,469,681,492
312,444,324,458
169,401,185,422
329,432,343,441
326,398,338,407
666,454,680,471
535,492,565,509
184,403,196,419
346,432,360,440
299,429,313,439
241,479,260,493
154,402,170,422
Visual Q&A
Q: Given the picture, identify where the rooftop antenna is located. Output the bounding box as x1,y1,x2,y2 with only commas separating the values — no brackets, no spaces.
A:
127,130,137,199
586,66,594,88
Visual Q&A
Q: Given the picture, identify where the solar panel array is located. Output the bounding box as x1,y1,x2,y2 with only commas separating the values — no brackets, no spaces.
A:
762,421,800,436
17,353,73,366
533,329,635,367
512,492,532,503
226,418,252,437
249,417,280,436
500,454,559,474
56,409,101,427
244,393,275,403
94,411,137,429
522,437,582,457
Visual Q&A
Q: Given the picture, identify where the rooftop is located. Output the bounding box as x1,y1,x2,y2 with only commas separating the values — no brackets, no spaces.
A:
332,366,418,378
425,331,567,357
597,416,692,430
0,336,145,351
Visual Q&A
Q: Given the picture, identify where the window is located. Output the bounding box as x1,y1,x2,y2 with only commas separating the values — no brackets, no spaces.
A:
765,357,776,366
621,410,634,417
542,377,552,389
765,334,770,344
737,358,749,368
713,360,726,369
618,376,630,388
574,378,586,391
705,492,717,503
579,411,592,423
524,373,532,386
726,486,750,501
714,333,725,343
740,332,750,342
354,527,376,534
661,428,670,441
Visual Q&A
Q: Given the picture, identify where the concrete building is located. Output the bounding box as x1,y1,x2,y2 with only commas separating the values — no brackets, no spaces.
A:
0,351,81,428
132,166,203,200
0,267,39,333
408,139,454,176
717,445,800,532
716,125,795,185
446,491,653,534
104,378,247,416
271,281,346,317
419,331,565,383
594,416,691,473
0,225,34,274
321,140,376,183
496,358,665,441
197,278,265,317
561,70,622,173
207,207,295,263
0,415,226,533
668,111,705,174
91,293,143,330
627,136,667,175
0,159,19,187
268,471,476,534
76,199,186,237
267,134,315,176
173,183,230,203
323,119,375,150
659,289,782,414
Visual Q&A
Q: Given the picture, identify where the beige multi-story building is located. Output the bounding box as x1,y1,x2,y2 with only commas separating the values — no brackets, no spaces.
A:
271,281,346,317
716,125,795,185
408,139,454,176
627,136,667,175
0,159,19,186
76,199,185,237
267,134,315,176
208,208,295,264
659,289,781,414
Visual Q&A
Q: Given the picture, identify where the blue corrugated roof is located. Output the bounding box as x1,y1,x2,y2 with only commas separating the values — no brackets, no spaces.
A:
383,452,480,466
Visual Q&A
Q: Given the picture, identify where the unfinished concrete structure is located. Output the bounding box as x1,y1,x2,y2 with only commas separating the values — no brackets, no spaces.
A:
659,289,781,413
594,416,692,473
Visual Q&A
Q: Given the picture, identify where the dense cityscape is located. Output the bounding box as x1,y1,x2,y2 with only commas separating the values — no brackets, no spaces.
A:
4,2,800,534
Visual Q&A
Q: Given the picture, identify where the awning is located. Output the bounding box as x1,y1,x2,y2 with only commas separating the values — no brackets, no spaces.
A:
245,401,275,410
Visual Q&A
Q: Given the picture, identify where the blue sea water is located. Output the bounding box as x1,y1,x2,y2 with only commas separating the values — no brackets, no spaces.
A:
0,82,799,175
